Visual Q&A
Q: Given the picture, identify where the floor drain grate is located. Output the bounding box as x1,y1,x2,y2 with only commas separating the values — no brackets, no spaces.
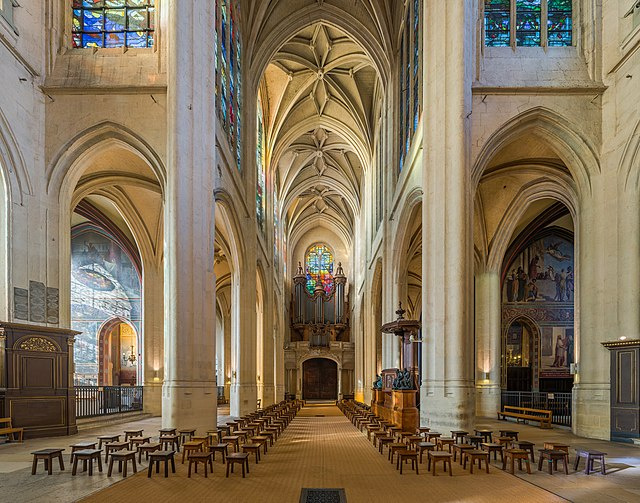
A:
300,488,346,503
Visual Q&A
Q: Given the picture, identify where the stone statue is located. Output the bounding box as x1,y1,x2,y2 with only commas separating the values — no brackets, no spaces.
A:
392,368,415,390
373,374,383,389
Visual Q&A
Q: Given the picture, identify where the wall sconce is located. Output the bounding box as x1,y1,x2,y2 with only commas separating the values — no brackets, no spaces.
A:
483,371,490,380
231,371,237,381
153,369,160,382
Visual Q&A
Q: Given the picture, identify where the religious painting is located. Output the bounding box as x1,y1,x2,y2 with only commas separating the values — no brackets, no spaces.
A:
70,227,142,385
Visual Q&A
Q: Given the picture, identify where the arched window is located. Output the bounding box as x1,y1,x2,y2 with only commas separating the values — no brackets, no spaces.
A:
305,244,334,295
399,0,422,172
484,0,572,47
72,0,155,48
273,177,280,272
215,0,242,171
256,93,266,233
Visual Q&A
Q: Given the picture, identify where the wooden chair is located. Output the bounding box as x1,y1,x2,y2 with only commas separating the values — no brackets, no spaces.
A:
107,450,137,477
187,451,213,478
428,451,453,476
464,450,490,474
226,452,250,478
242,443,262,464
71,449,102,476
182,440,204,464
396,449,419,474
137,442,161,463
538,449,569,475
503,448,531,474
0,418,24,443
31,448,65,475
147,450,176,478
574,449,607,475
209,442,229,463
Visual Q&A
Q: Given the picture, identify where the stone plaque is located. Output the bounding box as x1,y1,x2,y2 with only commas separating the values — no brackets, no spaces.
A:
14,287,28,320
29,281,46,323
46,287,59,324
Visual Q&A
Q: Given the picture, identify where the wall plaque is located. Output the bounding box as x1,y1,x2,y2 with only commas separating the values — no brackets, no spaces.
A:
29,281,45,323
14,288,28,320
46,287,59,324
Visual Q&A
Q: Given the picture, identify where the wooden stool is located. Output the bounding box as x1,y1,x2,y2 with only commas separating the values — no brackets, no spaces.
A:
129,436,151,450
209,442,229,463
104,441,129,462
428,451,453,476
416,442,436,463
417,427,430,437
452,443,474,464
499,429,519,440
192,435,209,448
466,434,483,448
107,450,137,477
159,427,177,436
399,431,414,443
159,434,180,452
31,448,65,475
464,450,490,474
451,430,469,444
503,448,531,474
396,449,419,474
179,429,196,444
222,435,240,452
475,429,493,443
496,436,514,449
242,443,262,463
514,440,536,462
124,429,143,442
437,437,455,452
235,430,250,443
538,449,569,475
70,442,96,464
426,432,442,442
226,452,250,478
71,449,102,476
97,434,120,450
481,442,504,463
388,443,407,463
187,451,213,478
574,449,607,475
544,442,570,455
378,436,395,454
137,442,161,463
147,450,176,478
182,440,204,463
261,430,276,446
373,431,389,447
251,436,269,454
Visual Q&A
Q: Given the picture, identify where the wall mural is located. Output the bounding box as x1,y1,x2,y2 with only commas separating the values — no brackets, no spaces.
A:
502,230,574,380
71,227,142,385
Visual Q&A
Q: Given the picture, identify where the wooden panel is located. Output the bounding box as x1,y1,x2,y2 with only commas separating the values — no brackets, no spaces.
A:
22,356,54,389
10,398,65,428
616,350,637,405
609,346,640,439
303,359,337,400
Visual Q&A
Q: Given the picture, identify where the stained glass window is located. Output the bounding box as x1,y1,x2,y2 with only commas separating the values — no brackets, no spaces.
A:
273,179,280,273
256,93,266,234
399,0,422,173
305,244,334,295
215,0,242,170
516,0,541,46
484,0,510,46
72,0,155,49
547,0,572,47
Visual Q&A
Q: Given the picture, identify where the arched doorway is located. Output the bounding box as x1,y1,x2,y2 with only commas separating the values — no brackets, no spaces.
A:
504,319,538,391
98,318,139,386
302,358,338,400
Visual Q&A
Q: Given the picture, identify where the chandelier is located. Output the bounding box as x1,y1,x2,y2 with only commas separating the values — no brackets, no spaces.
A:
122,345,137,365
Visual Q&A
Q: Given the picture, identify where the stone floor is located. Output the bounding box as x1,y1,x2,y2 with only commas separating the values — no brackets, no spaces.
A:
0,407,638,502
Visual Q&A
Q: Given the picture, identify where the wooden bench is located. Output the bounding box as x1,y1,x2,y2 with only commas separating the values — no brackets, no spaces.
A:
0,418,24,443
497,406,552,428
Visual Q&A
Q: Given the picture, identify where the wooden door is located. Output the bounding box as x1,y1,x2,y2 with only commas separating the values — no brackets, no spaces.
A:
303,359,338,400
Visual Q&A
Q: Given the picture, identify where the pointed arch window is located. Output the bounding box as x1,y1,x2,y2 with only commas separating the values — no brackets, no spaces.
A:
305,244,334,295
72,0,155,48
399,0,422,173
256,93,266,234
215,0,242,171
273,178,280,273
484,0,572,47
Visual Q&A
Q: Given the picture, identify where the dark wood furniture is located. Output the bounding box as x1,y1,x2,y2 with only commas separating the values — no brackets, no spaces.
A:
0,418,23,442
603,339,640,441
481,442,504,463
159,427,177,435
31,448,65,475
129,436,151,450
437,437,455,452
209,442,228,463
181,440,204,463
187,451,213,477
464,450,490,474
70,442,97,463
0,322,79,438
428,451,453,476
251,435,269,454
97,434,120,449
377,436,395,454
452,443,474,464
514,440,536,462
123,429,143,442
72,449,102,476
107,450,137,477
499,429,519,440
503,448,531,474
159,434,180,452
178,429,196,444
242,443,262,463
147,450,176,478
226,452,250,478
450,430,468,444
104,441,129,462
498,406,552,428
574,449,607,475
388,443,407,463
474,429,493,442
396,449,419,474
538,449,569,474
137,442,161,463
466,434,483,448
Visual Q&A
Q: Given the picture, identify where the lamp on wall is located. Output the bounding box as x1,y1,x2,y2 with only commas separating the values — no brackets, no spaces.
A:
122,345,137,366
483,371,490,380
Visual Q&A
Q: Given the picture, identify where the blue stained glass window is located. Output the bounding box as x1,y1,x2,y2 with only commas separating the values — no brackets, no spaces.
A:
72,0,154,48
547,0,572,47
484,0,510,46
516,0,541,47
256,95,266,233
305,244,334,295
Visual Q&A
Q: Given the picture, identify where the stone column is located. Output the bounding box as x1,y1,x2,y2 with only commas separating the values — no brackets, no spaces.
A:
474,270,501,417
421,0,475,431
143,263,163,416
162,0,217,432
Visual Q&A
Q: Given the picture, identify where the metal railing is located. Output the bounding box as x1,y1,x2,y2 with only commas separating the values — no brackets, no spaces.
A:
75,386,143,418
501,391,572,427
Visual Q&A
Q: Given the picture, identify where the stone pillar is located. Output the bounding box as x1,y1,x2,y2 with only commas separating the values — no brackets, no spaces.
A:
421,0,475,431
143,263,163,416
162,0,217,432
474,270,501,417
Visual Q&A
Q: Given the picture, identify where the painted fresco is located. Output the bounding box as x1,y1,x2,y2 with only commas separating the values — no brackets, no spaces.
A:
71,228,141,385
502,231,574,379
